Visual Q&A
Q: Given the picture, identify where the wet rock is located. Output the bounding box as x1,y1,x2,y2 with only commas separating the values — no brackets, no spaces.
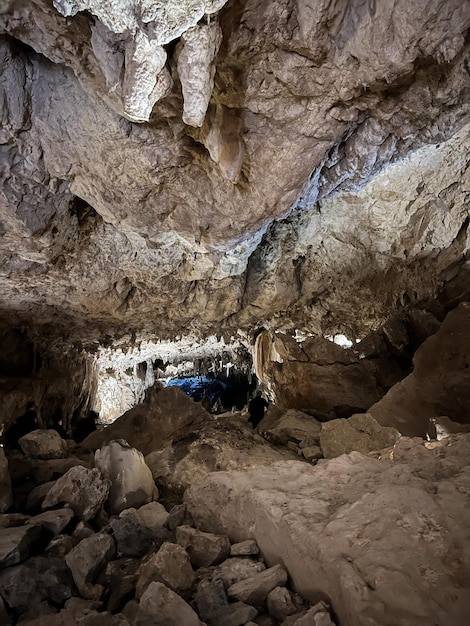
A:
194,578,228,620
27,509,74,536
0,556,73,617
65,533,116,600
135,581,205,626
25,481,56,512
136,542,194,598
110,508,170,558
45,534,74,558
42,466,110,521
227,564,288,606
176,525,230,567
0,524,43,569
267,587,297,620
19,429,67,460
136,501,168,531
211,557,266,587
95,440,158,515
0,447,12,513
319,413,400,458
230,539,260,557
100,557,140,613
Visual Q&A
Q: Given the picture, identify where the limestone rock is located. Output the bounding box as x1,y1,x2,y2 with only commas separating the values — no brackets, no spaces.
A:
0,524,43,569
135,581,205,626
42,466,110,521
319,413,400,458
27,509,74,536
0,447,12,513
176,524,230,568
227,564,288,606
94,440,157,515
136,501,169,531
230,539,260,557
19,429,67,460
370,304,470,436
186,435,470,626
261,410,321,447
267,587,297,620
0,556,73,617
110,508,171,558
65,533,116,600
210,557,267,588
136,541,194,598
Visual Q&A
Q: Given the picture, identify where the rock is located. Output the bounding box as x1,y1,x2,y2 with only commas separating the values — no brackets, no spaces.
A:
186,435,470,626
27,509,74,536
0,513,29,528
19,429,67,460
0,556,73,617
167,503,193,531
82,387,208,456
21,610,130,625
29,457,90,485
136,501,169,531
230,540,260,557
136,542,194,598
227,564,288,606
427,416,470,440
319,413,400,458
0,524,44,569
42,466,110,521
110,508,171,558
261,409,321,447
65,533,116,600
267,587,297,620
206,602,258,626
292,602,335,626
100,557,140,613
176,525,230,568
370,304,470,436
94,440,158,515
211,557,267,588
73,520,96,541
45,534,74,558
0,596,9,625
135,581,205,626
25,481,56,512
301,446,322,462
0,447,12,513
194,578,228,620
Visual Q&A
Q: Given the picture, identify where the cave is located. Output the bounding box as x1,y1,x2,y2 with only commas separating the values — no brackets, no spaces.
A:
0,1,470,625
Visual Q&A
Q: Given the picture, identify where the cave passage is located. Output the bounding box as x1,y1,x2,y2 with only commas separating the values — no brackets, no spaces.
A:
165,373,255,412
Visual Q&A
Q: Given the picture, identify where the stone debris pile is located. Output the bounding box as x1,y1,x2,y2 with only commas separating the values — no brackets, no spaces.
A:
0,431,337,626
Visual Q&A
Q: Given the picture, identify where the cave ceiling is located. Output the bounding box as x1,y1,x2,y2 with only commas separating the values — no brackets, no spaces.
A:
0,0,469,350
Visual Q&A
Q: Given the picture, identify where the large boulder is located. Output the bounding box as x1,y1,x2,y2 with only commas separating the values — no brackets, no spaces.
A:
0,524,44,569
319,413,400,458
0,447,12,512
260,409,321,447
176,525,230,568
134,581,206,626
81,387,208,455
19,429,67,460
42,466,110,521
370,303,470,436
185,434,470,626
94,440,158,515
227,565,288,606
65,533,116,600
110,508,171,558
136,542,194,598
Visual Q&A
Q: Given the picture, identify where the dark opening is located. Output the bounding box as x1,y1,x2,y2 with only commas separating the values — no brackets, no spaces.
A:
165,373,256,412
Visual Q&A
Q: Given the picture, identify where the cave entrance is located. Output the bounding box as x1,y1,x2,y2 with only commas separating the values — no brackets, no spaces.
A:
165,372,255,413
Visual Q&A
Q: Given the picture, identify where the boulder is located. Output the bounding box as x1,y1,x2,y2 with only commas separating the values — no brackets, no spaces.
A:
42,466,110,521
135,581,206,626
19,429,67,460
194,578,228,621
0,556,73,617
186,435,470,626
0,524,43,569
0,447,12,513
267,587,297,620
0,513,29,528
230,540,260,557
210,557,266,588
300,446,322,462
25,481,56,512
136,501,169,531
261,409,321,447
82,386,208,455
110,508,171,558
167,503,193,531
319,413,400,458
22,610,131,625
94,440,158,515
227,564,288,606
370,303,470,436
291,602,335,626
205,602,258,626
29,457,91,485
136,542,194,598
176,525,230,568
65,533,116,600
45,534,74,558
27,509,74,536
0,596,9,625
100,557,140,613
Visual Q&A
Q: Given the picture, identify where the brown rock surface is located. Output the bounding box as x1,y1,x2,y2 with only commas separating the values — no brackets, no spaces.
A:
185,434,470,626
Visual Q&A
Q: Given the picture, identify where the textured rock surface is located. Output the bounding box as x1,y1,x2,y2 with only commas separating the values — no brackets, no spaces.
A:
65,533,116,600
186,435,470,626
19,429,68,460
136,581,206,626
0,447,12,512
136,542,194,598
176,525,230,568
0,1,468,344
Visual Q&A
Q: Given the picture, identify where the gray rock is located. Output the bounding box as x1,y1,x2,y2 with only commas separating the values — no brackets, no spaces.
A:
136,542,194,598
301,446,322,462
25,481,56,512
19,429,67,460
65,533,116,600
211,557,266,587
136,501,169,531
72,520,95,540
167,503,193,531
100,557,140,613
227,564,288,606
206,601,258,626
45,534,74,558
27,509,74,536
29,457,90,485
0,513,29,528
267,587,297,620
42,466,110,521
0,524,43,569
94,440,158,515
135,581,205,626
0,447,12,513
110,508,171,558
176,524,230,567
194,578,228,620
292,602,335,626
0,595,10,625
230,540,260,556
